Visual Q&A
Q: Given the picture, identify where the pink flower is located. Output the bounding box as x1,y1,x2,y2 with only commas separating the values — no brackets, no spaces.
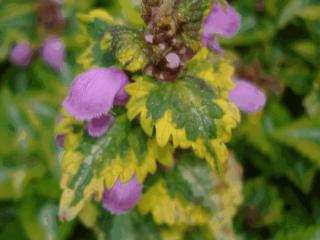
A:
102,176,143,214
10,43,33,67
202,2,240,53
41,36,65,70
229,79,266,113
87,114,114,138
63,67,129,121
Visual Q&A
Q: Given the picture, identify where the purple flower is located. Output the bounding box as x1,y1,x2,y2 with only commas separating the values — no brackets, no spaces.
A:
229,79,266,113
63,67,129,121
202,2,240,53
87,114,114,138
113,72,130,106
10,43,33,67
102,176,143,214
56,135,65,148
41,36,65,70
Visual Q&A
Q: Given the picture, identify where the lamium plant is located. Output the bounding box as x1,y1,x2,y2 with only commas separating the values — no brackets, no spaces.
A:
55,0,249,238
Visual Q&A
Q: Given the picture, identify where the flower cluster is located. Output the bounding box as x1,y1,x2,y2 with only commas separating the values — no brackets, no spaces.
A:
57,0,266,217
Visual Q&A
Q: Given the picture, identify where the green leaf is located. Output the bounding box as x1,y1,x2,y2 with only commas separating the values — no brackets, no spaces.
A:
237,104,317,193
118,0,144,26
58,114,173,221
304,75,320,117
78,10,150,72
0,1,37,60
127,49,240,171
19,201,71,240
96,210,161,240
278,0,316,29
139,151,243,239
175,0,213,51
241,178,284,227
291,41,320,67
272,117,320,167
109,212,161,240
296,5,320,21
274,225,320,240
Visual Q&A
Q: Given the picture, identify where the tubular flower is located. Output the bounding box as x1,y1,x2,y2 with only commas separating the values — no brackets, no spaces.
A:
63,67,129,121
87,114,114,138
102,176,143,214
41,36,65,70
229,79,266,113
202,2,240,53
10,42,33,67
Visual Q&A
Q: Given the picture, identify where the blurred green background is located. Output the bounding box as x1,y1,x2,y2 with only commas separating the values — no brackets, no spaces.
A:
0,0,319,239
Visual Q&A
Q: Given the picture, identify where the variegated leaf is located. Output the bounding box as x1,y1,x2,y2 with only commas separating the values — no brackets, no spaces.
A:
78,10,150,72
126,49,240,172
56,113,173,221
139,152,243,239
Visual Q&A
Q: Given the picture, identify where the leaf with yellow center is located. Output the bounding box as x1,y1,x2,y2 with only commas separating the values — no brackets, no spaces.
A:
56,114,174,221
77,9,150,71
126,62,240,171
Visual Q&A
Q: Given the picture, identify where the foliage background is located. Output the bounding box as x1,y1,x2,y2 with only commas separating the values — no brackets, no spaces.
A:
0,0,319,239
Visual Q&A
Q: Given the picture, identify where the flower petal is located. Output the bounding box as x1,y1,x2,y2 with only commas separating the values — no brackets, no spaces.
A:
63,67,128,120
113,68,130,106
229,79,266,113
87,114,114,138
10,43,32,67
102,175,143,214
203,2,241,39
202,36,224,54
41,36,65,70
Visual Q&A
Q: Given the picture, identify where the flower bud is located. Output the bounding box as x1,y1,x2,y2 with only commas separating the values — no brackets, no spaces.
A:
41,36,65,70
229,79,266,113
63,67,129,121
165,52,180,69
202,2,240,53
102,176,143,214
10,43,32,67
